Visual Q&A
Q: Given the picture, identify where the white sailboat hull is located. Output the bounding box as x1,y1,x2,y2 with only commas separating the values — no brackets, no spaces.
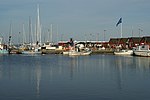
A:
68,50,92,56
134,51,150,57
114,50,133,55
133,45,150,57
63,51,69,55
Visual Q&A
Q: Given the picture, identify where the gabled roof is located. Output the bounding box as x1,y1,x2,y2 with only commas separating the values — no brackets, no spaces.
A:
109,38,120,44
142,36,150,43
109,38,128,44
128,37,141,43
120,38,128,43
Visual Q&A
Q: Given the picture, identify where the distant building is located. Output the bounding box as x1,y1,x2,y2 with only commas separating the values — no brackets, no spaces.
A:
140,36,150,46
58,36,150,50
109,37,142,49
109,38,120,49
118,38,128,49
128,37,141,49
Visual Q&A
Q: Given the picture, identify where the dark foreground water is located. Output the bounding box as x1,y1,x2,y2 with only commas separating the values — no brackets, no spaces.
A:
0,54,150,100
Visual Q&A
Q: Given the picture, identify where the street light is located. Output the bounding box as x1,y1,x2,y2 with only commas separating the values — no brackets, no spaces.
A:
139,28,143,37
104,30,106,42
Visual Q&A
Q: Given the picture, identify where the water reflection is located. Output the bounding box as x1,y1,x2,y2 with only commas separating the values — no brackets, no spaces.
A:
113,56,150,72
35,60,41,97
69,56,79,80
112,56,150,90
0,55,150,100
135,57,150,71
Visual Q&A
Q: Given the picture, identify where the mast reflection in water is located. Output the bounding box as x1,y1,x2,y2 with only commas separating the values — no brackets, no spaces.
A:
0,54,150,100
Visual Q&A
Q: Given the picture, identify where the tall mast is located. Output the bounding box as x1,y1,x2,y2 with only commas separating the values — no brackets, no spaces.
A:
121,22,122,38
36,4,41,44
56,24,58,43
31,22,33,44
35,23,37,43
50,24,53,42
22,23,26,44
29,17,34,44
29,16,31,43
48,29,50,42
9,22,12,38
8,22,12,46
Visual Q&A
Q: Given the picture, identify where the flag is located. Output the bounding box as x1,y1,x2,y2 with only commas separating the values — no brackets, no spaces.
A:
116,18,122,27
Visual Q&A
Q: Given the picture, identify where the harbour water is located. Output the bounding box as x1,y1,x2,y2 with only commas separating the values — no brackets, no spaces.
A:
0,54,150,100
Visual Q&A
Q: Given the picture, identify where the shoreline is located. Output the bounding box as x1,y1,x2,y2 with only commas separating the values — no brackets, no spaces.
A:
41,49,114,55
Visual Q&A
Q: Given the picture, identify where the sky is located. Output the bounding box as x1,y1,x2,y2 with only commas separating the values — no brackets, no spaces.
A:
0,0,150,44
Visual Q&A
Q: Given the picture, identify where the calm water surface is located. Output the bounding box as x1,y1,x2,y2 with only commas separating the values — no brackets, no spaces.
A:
0,54,150,100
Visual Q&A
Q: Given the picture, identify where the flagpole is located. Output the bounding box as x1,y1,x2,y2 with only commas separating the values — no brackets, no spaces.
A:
121,22,122,38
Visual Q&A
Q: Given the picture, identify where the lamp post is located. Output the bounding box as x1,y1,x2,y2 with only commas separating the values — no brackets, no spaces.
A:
139,28,143,37
104,30,106,42
97,33,99,41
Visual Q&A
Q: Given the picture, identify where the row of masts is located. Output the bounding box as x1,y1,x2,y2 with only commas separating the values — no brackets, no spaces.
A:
8,4,55,46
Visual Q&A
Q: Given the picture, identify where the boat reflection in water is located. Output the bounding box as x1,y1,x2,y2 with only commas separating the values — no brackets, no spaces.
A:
0,55,150,100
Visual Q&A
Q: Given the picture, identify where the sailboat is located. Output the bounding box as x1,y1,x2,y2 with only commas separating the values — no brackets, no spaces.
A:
22,4,42,54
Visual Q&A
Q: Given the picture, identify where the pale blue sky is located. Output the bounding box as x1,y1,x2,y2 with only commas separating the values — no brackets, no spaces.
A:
0,0,150,43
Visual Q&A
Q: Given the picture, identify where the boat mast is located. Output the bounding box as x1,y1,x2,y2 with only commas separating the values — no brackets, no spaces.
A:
29,16,31,44
8,22,12,46
48,29,50,42
36,4,41,45
50,24,53,42
31,22,34,45
56,24,58,43
22,23,26,44
121,22,122,38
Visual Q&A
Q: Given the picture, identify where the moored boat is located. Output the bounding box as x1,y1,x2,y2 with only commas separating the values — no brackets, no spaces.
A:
133,45,150,57
63,51,69,55
0,37,8,54
68,48,92,56
22,47,41,54
62,38,92,56
114,49,133,55
0,49,8,54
